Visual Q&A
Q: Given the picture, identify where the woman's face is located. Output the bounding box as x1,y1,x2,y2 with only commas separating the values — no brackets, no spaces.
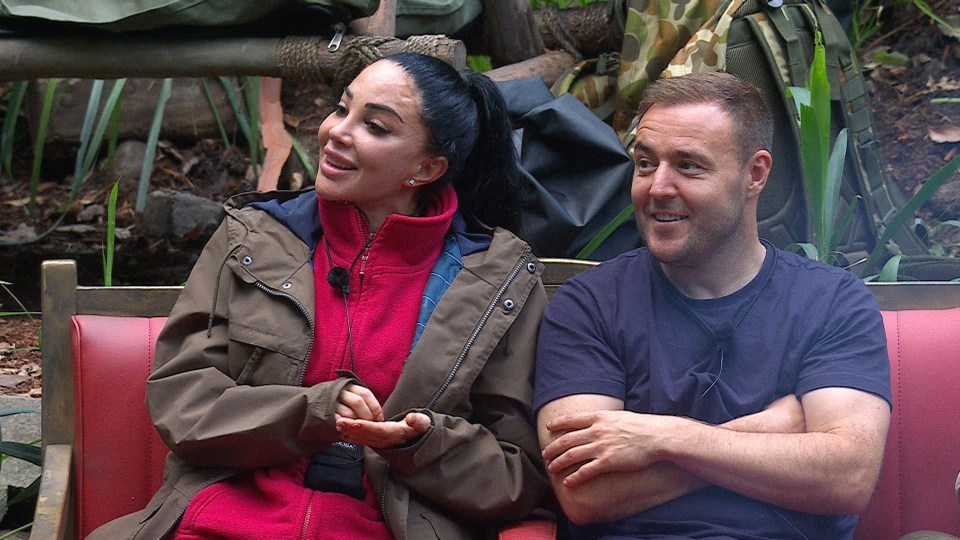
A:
315,60,447,230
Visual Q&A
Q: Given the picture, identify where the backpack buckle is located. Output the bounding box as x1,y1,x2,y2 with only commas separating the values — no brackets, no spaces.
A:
596,52,620,76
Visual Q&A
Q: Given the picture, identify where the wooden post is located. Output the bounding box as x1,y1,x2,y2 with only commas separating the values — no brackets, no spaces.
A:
480,0,545,67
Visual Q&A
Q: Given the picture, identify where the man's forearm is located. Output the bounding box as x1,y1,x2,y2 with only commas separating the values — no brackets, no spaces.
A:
545,396,804,524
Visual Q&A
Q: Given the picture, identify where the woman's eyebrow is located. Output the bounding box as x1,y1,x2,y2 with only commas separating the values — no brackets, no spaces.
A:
344,86,405,123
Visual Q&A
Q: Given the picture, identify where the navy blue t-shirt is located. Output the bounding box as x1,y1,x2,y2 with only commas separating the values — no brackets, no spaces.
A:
534,242,891,540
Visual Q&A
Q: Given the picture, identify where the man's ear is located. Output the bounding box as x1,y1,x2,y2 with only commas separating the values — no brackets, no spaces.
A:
746,150,772,198
412,156,449,185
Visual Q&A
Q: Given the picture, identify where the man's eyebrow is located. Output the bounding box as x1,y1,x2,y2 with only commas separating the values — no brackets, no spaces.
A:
634,142,711,164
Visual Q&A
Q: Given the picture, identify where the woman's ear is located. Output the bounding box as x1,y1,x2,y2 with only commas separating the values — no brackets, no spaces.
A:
412,156,449,185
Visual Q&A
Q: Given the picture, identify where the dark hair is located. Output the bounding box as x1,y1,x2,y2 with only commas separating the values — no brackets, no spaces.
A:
380,53,523,232
636,72,773,165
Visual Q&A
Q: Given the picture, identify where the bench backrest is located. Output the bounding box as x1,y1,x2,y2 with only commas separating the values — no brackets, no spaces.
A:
855,283,960,539
40,261,960,539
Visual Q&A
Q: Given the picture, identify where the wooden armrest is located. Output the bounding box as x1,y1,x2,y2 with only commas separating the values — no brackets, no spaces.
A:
29,444,73,540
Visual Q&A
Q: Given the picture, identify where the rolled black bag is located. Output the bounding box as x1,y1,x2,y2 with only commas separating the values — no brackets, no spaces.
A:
497,77,639,260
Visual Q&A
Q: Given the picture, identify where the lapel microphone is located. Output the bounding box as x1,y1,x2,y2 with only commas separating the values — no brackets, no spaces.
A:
713,323,735,354
327,266,350,296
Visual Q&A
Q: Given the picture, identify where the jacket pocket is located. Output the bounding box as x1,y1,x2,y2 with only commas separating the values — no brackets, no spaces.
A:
235,347,264,385
228,324,303,385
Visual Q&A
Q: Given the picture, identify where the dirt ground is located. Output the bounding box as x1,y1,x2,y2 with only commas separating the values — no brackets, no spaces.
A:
1,1,959,399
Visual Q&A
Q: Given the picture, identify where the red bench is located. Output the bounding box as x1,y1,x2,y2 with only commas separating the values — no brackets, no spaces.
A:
32,260,960,539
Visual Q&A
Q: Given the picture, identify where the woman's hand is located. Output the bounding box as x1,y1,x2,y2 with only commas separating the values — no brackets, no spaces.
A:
337,412,432,448
336,383,385,422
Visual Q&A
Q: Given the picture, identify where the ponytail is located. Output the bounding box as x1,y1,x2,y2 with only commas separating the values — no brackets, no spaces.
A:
454,70,523,232
382,53,526,233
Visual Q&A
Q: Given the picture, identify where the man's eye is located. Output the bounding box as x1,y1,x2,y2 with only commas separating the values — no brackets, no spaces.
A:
678,161,703,173
635,158,656,173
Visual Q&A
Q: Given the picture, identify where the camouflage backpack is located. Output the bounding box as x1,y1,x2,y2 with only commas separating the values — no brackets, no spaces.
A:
555,0,959,278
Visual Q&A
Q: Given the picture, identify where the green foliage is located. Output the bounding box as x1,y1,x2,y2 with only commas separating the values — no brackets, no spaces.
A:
787,31,853,266
467,55,493,73
789,32,960,280
575,203,635,259
199,79,231,147
851,0,960,54
102,180,120,287
0,408,42,527
137,78,172,213
28,79,59,219
218,76,264,174
1,81,28,182
72,79,127,199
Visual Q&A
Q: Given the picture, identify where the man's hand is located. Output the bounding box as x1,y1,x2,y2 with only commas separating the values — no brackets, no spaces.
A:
542,410,679,488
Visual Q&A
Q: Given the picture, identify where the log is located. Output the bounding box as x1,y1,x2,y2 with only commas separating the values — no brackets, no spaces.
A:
533,3,623,59
0,33,465,83
484,50,577,88
480,0,545,67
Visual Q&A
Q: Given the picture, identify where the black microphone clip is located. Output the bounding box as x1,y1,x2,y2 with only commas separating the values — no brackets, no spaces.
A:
327,266,350,296
714,323,734,354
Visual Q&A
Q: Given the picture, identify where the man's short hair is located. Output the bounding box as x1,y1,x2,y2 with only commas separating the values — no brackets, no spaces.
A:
636,72,773,165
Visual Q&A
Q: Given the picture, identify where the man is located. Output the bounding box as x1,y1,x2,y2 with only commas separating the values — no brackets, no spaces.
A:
534,72,891,539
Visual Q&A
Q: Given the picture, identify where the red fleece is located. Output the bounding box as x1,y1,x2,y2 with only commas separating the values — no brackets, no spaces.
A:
172,187,457,539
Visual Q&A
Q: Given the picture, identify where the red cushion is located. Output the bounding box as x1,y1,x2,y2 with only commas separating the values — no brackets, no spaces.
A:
72,315,169,538
855,309,960,539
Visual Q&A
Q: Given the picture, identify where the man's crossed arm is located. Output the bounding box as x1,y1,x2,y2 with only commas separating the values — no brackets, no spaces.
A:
537,388,889,525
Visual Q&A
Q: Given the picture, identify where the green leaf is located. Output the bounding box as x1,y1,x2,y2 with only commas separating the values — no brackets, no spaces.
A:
1,81,28,181
199,79,231,147
861,153,960,275
0,441,42,466
73,79,127,198
137,79,172,213
822,128,848,254
786,242,820,260
74,80,105,181
575,203,635,260
103,180,120,287
29,78,59,218
877,254,902,282
290,136,317,181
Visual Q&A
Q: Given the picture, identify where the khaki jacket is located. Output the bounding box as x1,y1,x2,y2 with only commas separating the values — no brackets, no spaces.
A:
89,189,549,539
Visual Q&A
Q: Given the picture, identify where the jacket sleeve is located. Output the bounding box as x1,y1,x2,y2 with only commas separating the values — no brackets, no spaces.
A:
146,221,349,470
374,282,550,522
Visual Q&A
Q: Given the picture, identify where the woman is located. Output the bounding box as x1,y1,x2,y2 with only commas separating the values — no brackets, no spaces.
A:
88,53,548,539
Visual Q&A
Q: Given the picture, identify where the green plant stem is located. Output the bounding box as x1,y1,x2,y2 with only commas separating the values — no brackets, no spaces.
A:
137,79,172,213
102,180,120,286
575,203,635,259
861,153,960,275
28,78,59,219
1,81,28,181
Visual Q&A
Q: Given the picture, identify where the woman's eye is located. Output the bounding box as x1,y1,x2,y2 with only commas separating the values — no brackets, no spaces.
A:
365,120,390,135
334,104,347,116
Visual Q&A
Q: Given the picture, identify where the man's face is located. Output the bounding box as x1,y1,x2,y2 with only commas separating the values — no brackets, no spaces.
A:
630,102,758,270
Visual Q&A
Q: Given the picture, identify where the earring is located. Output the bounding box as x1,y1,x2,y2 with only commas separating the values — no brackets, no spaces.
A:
407,178,417,186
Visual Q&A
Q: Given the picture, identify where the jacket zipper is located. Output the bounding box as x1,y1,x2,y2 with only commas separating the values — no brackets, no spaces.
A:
426,249,531,408
254,282,315,386
379,248,533,533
